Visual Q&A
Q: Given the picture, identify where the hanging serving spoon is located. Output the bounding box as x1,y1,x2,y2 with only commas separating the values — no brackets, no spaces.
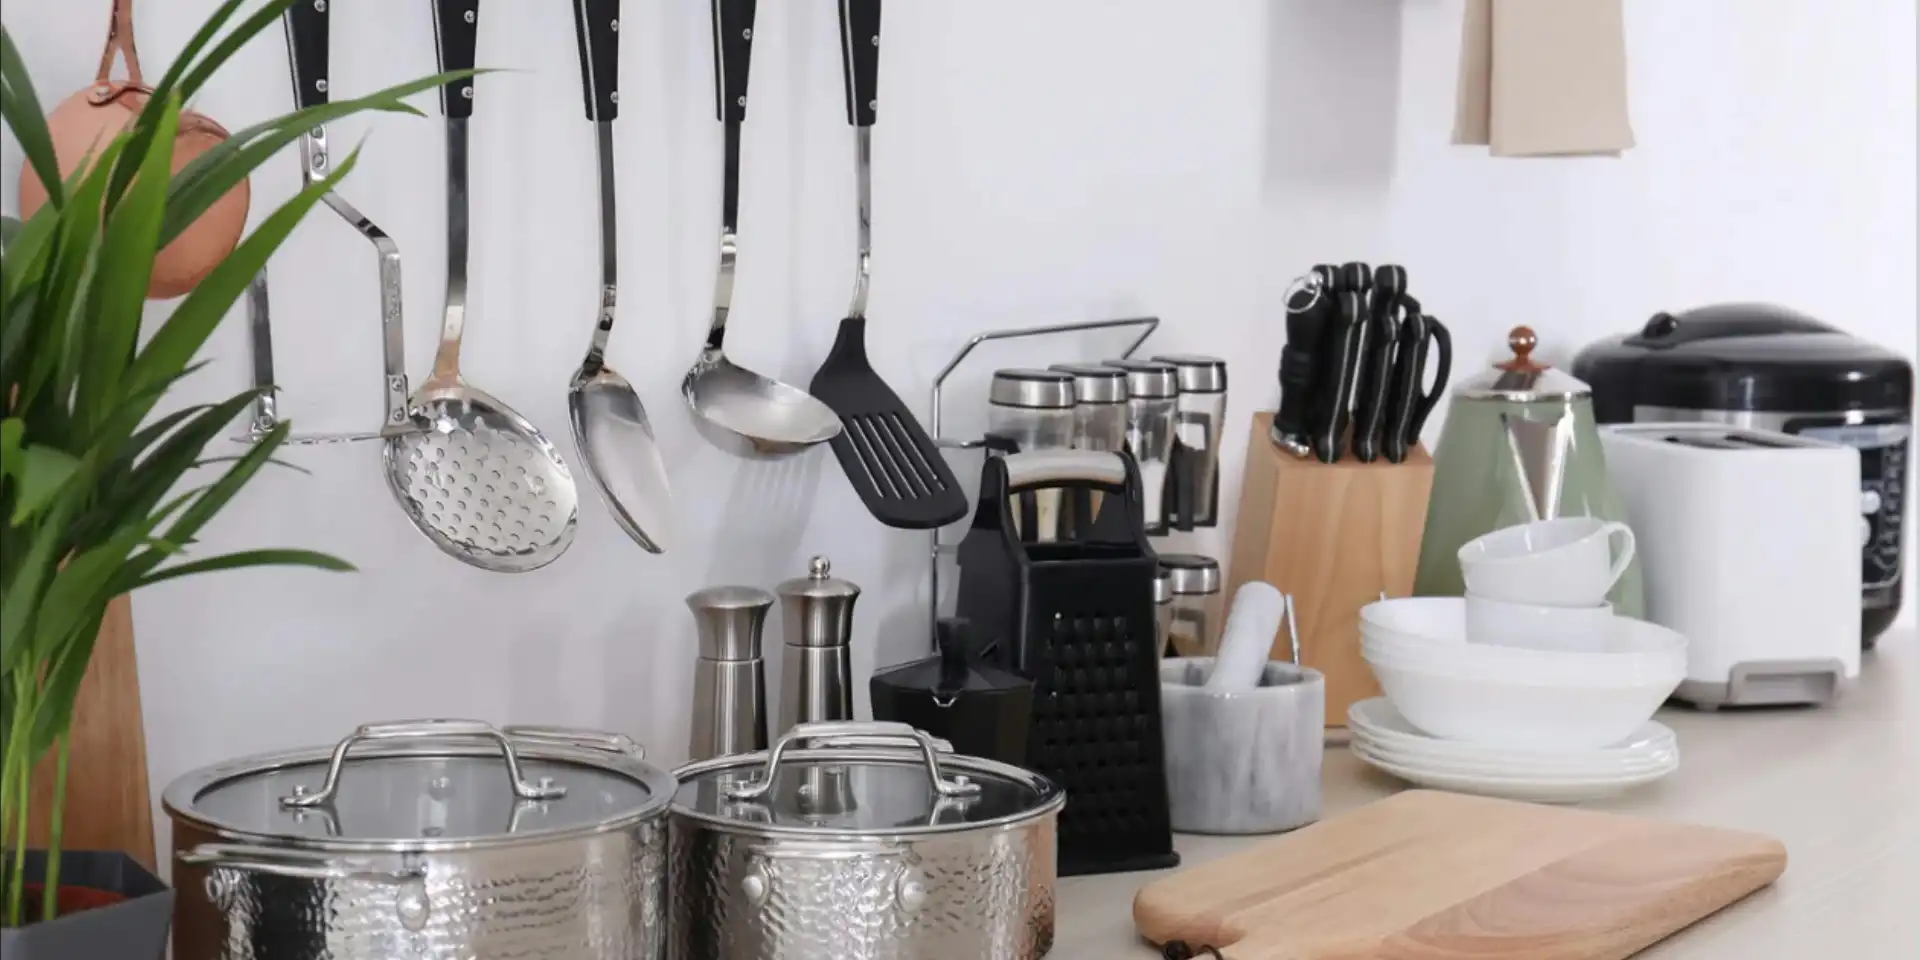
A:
565,0,671,553
682,0,842,456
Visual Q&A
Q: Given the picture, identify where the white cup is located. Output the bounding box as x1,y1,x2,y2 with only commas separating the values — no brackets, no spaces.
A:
1457,517,1636,607
1466,595,1618,651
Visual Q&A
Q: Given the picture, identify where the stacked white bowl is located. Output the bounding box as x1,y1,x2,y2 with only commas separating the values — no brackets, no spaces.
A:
1354,518,1686,800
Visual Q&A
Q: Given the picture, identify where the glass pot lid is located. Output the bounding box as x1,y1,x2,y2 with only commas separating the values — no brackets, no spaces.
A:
1457,326,1592,402
672,722,1062,836
164,720,675,849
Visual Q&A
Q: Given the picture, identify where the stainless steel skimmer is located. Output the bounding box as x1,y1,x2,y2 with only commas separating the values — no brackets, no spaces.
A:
682,0,842,456
565,0,671,554
385,0,578,573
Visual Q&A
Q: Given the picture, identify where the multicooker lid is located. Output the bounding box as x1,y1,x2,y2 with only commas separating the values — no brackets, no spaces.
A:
1572,303,1913,416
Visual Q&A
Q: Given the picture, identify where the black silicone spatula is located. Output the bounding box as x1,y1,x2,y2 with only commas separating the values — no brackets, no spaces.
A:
809,0,966,529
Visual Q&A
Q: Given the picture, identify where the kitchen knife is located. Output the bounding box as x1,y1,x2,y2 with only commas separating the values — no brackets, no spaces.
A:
1272,263,1339,457
1350,264,1406,462
1310,288,1368,463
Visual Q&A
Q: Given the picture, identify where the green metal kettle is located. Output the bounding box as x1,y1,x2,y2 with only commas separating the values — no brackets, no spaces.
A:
1413,327,1644,616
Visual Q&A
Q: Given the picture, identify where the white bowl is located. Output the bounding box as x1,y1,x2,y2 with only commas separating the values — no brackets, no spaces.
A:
1365,654,1680,751
1360,597,1685,685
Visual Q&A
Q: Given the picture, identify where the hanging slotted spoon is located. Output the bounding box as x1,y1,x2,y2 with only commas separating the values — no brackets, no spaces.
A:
808,0,965,528
683,0,842,456
565,0,671,554
385,0,578,573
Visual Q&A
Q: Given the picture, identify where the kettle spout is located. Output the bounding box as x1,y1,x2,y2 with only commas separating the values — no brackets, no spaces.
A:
1501,411,1572,522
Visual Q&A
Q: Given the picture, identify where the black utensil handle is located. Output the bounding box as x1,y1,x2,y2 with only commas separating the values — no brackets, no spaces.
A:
571,0,620,121
1312,291,1367,463
713,0,757,123
1337,261,1371,294
284,0,328,109
1407,316,1453,440
432,0,479,118
838,0,880,126
1379,299,1424,464
1373,263,1408,299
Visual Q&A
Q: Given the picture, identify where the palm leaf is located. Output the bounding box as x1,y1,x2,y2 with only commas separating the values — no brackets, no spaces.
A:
0,27,66,209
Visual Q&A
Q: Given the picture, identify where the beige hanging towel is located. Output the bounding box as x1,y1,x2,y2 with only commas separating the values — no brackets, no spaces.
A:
1452,0,1635,157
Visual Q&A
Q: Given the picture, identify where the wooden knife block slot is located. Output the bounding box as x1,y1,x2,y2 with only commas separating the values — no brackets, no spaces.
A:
1225,412,1433,728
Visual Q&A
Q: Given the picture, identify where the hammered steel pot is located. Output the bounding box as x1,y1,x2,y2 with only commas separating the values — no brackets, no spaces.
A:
164,720,675,960
669,721,1065,959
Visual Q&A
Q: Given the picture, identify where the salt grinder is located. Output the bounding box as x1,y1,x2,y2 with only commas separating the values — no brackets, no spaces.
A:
685,586,775,762
776,556,862,733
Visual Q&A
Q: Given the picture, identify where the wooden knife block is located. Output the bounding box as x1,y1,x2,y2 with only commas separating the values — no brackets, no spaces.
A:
1225,412,1433,728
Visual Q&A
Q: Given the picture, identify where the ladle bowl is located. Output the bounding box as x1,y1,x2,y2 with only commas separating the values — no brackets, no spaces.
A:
684,352,843,457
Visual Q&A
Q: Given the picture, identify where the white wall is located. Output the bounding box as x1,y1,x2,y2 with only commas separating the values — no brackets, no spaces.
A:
1,0,1912,852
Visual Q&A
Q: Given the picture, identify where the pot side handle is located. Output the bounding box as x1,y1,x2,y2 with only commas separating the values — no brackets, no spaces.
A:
178,844,421,884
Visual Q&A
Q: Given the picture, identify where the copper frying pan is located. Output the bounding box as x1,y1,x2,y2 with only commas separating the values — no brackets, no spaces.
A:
18,0,249,300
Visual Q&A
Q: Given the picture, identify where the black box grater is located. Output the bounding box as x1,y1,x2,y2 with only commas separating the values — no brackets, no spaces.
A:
955,449,1179,876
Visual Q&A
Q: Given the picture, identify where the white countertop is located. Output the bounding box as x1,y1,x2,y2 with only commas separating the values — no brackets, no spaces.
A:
1051,630,1919,959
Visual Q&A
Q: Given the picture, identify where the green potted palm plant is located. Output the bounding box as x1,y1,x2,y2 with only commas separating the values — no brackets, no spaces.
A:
1,2,462,955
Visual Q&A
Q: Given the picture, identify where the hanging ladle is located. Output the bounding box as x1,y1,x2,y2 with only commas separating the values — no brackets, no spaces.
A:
682,0,842,456
565,0,671,553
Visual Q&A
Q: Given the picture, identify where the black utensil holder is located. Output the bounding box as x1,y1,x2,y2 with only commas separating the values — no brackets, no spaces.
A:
956,450,1179,877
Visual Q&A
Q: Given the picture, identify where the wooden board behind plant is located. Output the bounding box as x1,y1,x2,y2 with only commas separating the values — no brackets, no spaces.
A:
25,597,153,872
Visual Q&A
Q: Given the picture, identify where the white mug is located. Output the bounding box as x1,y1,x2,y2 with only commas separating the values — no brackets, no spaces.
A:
1457,517,1636,607
1466,595,1617,651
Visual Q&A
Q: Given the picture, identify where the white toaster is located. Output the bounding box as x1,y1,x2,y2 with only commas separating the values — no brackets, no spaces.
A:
1600,423,1860,707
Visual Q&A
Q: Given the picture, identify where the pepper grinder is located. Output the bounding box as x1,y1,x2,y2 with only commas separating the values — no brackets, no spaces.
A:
685,586,775,761
776,556,861,733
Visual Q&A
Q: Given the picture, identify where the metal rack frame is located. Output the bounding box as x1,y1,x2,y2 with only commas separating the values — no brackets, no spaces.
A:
925,316,1160,639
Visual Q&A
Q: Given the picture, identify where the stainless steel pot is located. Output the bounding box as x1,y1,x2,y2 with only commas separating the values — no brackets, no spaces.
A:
669,721,1065,959
164,719,676,959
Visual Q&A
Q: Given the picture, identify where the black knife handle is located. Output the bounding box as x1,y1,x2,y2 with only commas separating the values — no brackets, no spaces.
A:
1338,262,1372,294
432,0,479,118
1381,301,1426,465
1312,291,1368,464
284,0,328,109
571,0,621,121
838,0,880,126
713,0,757,123
1350,284,1403,463
1406,315,1453,441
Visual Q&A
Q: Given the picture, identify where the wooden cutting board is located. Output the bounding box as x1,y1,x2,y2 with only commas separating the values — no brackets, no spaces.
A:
26,596,156,870
1134,790,1786,960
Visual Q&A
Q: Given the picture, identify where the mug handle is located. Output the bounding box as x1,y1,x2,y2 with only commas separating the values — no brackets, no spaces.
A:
1603,522,1637,589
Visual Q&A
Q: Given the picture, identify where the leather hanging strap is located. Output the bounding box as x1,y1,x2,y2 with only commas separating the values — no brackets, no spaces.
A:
89,0,146,104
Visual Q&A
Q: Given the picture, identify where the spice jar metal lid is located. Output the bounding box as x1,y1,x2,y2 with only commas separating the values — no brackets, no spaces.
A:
988,368,1076,409
162,720,675,851
1101,358,1180,399
1457,326,1591,402
671,722,1063,838
1048,363,1129,404
1159,553,1221,595
1150,354,1228,394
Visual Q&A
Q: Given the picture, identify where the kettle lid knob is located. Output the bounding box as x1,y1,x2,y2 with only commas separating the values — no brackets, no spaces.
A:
1496,326,1549,374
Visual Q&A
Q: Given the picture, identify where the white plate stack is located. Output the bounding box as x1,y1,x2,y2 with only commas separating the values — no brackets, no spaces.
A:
1354,517,1687,802
1346,698,1679,803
